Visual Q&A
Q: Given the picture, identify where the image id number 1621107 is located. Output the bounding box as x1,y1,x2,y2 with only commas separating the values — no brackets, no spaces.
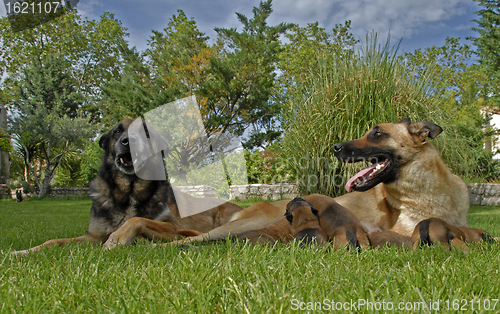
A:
5,1,61,15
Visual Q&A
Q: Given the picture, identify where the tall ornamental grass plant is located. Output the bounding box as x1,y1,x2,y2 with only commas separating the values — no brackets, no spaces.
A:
281,34,493,196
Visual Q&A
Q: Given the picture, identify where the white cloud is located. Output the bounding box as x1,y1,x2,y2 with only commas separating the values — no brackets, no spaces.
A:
272,0,475,39
76,0,104,21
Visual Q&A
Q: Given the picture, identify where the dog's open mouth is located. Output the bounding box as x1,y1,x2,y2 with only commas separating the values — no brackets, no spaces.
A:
116,153,136,169
345,158,391,193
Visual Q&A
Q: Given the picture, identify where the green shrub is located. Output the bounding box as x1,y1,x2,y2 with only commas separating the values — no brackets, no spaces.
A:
245,147,296,184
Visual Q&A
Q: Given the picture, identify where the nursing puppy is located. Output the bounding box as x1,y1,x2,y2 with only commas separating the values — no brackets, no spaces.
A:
368,231,412,250
284,197,329,247
314,196,370,250
412,217,494,251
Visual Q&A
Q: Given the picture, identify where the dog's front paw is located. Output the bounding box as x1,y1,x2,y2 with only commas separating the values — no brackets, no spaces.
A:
103,237,118,250
103,231,135,250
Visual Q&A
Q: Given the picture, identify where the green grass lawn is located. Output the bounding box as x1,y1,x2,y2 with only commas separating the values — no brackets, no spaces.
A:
1,198,500,313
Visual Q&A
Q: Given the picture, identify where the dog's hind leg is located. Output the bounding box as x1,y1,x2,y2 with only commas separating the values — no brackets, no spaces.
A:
12,234,97,256
168,201,287,245
169,216,276,245
237,231,277,245
103,217,198,250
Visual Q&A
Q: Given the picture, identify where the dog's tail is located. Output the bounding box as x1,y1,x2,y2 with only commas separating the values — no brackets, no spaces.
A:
346,229,358,250
417,220,432,247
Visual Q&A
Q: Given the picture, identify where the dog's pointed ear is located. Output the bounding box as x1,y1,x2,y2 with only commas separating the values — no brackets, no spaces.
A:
397,117,411,125
311,208,319,216
407,121,443,142
99,132,111,149
284,212,293,223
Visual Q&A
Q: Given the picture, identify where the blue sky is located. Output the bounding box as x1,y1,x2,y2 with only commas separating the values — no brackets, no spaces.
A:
1,0,482,54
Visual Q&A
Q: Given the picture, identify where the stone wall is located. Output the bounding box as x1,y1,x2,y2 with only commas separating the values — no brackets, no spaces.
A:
0,186,91,199
0,184,10,199
2,183,500,206
3,185,219,200
48,187,89,197
467,183,500,206
228,183,500,206
174,185,217,198
229,183,299,201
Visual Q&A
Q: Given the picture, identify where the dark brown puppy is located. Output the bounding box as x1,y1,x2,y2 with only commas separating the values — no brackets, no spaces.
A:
284,197,329,247
368,231,412,250
310,195,370,250
412,217,494,251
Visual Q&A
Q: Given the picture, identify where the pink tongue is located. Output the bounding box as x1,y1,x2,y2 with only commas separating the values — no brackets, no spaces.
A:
345,163,378,193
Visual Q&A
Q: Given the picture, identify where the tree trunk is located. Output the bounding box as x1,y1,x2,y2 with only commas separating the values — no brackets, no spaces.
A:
0,105,9,184
38,164,53,198
38,148,67,198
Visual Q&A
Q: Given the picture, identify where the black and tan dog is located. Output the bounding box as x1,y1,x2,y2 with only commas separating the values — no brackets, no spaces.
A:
284,197,329,247
368,231,412,250
412,217,494,251
13,119,247,255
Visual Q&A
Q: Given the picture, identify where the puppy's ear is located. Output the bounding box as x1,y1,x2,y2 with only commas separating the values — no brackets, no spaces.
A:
99,131,111,149
284,212,293,223
311,208,319,216
407,121,443,142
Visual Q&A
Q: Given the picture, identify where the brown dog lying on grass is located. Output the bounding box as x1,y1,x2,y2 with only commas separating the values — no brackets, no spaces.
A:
284,197,329,247
412,217,494,251
368,231,412,250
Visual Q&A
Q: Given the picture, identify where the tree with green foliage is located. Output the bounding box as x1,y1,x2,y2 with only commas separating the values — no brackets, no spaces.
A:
101,10,210,128
471,0,500,79
100,44,170,126
470,0,500,108
404,37,499,156
101,11,213,177
147,10,213,99
277,21,358,116
9,54,97,197
404,37,491,121
0,9,128,119
202,0,293,148
103,1,292,152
